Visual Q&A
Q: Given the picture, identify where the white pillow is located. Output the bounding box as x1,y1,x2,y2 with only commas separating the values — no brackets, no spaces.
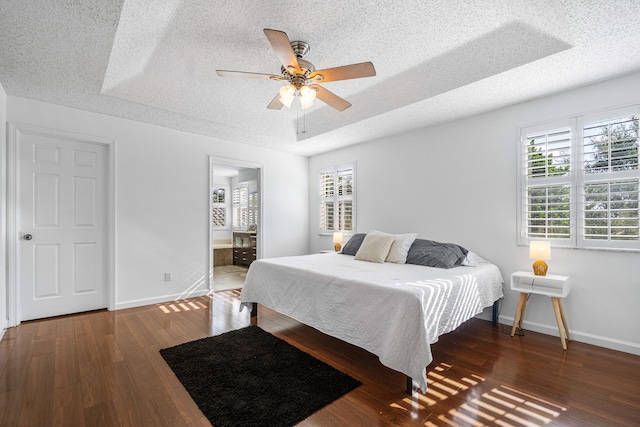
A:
354,233,395,263
461,251,488,266
370,230,418,264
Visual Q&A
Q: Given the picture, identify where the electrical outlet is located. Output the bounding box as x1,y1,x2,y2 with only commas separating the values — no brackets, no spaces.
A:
164,272,172,282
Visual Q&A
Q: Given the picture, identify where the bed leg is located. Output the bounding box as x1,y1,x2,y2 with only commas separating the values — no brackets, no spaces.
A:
492,300,499,325
250,303,258,326
406,376,413,394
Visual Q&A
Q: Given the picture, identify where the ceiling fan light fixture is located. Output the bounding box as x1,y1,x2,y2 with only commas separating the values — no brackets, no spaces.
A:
299,85,316,110
279,84,295,108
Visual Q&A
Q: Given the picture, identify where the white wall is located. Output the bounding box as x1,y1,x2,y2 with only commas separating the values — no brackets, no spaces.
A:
309,71,640,355
7,97,309,310
0,81,7,339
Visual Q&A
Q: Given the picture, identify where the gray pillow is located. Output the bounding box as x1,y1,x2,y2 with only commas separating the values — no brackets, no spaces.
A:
340,233,367,255
405,239,468,269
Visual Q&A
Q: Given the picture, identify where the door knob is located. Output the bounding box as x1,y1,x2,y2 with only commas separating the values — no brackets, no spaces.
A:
23,234,33,241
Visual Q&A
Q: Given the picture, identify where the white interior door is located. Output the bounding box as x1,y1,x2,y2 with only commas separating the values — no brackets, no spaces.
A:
19,132,107,321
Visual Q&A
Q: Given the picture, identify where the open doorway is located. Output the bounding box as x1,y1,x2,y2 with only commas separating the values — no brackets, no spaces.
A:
209,158,262,292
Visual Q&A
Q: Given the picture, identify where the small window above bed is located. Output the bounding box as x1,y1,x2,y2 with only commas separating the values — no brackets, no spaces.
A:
319,162,356,234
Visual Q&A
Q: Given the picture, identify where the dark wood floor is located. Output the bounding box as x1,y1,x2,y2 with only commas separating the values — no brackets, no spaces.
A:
1,290,638,426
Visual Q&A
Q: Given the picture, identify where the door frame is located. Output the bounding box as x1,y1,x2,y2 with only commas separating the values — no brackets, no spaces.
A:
208,156,263,290
6,122,116,327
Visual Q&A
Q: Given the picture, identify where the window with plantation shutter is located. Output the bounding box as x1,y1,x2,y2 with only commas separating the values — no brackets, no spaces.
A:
319,163,356,233
232,185,248,230
524,125,572,241
581,112,639,247
518,105,640,251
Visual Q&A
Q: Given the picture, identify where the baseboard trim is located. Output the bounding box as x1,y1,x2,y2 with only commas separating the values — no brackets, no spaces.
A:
0,318,8,343
115,290,211,310
499,315,640,356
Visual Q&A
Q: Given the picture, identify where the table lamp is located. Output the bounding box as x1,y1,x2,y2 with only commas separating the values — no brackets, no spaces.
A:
333,232,343,252
529,241,551,276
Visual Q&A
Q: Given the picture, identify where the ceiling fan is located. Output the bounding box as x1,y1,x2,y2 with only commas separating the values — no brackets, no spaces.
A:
216,29,376,112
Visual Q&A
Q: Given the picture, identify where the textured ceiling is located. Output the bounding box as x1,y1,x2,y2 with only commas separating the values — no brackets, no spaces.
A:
2,1,640,156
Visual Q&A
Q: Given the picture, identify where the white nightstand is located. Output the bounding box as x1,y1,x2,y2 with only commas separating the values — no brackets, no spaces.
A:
510,271,571,350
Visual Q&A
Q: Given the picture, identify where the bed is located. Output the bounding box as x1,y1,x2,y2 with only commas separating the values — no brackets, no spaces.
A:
240,233,504,393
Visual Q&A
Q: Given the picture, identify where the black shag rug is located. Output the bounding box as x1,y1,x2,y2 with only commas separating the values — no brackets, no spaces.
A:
160,326,361,427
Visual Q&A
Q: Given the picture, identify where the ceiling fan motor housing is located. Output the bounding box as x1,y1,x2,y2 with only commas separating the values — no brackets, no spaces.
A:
290,40,310,58
281,52,315,89
281,40,315,87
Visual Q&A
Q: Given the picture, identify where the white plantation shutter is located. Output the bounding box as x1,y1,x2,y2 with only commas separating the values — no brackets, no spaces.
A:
320,201,334,231
232,186,248,230
336,166,353,197
583,115,639,174
319,163,356,233
580,112,639,248
526,184,571,239
521,124,572,243
248,191,258,228
320,170,335,198
583,179,639,242
338,200,353,231
526,128,572,178
519,106,640,250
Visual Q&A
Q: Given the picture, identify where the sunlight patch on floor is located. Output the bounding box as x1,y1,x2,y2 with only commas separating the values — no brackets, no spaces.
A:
387,362,567,426
158,299,208,313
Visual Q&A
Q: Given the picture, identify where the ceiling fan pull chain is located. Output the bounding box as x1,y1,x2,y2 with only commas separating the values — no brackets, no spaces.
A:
302,104,306,134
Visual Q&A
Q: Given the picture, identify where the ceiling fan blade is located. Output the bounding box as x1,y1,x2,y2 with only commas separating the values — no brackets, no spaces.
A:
310,85,351,111
263,29,300,72
310,62,376,83
216,70,282,80
267,94,284,110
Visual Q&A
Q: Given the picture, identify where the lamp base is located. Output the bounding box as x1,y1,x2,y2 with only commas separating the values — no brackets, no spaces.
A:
334,242,341,252
532,260,548,276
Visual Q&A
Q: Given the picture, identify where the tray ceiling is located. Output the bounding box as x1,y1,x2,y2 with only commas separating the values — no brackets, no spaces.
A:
1,0,640,156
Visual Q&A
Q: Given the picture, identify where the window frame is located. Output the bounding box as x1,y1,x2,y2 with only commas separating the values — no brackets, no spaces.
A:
318,162,356,235
577,105,640,250
517,105,639,251
517,119,575,247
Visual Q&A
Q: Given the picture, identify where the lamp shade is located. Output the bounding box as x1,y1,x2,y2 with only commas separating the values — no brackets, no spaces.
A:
529,241,551,260
333,231,343,252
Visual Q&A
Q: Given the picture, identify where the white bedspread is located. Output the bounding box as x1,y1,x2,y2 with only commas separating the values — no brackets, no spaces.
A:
240,253,504,392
